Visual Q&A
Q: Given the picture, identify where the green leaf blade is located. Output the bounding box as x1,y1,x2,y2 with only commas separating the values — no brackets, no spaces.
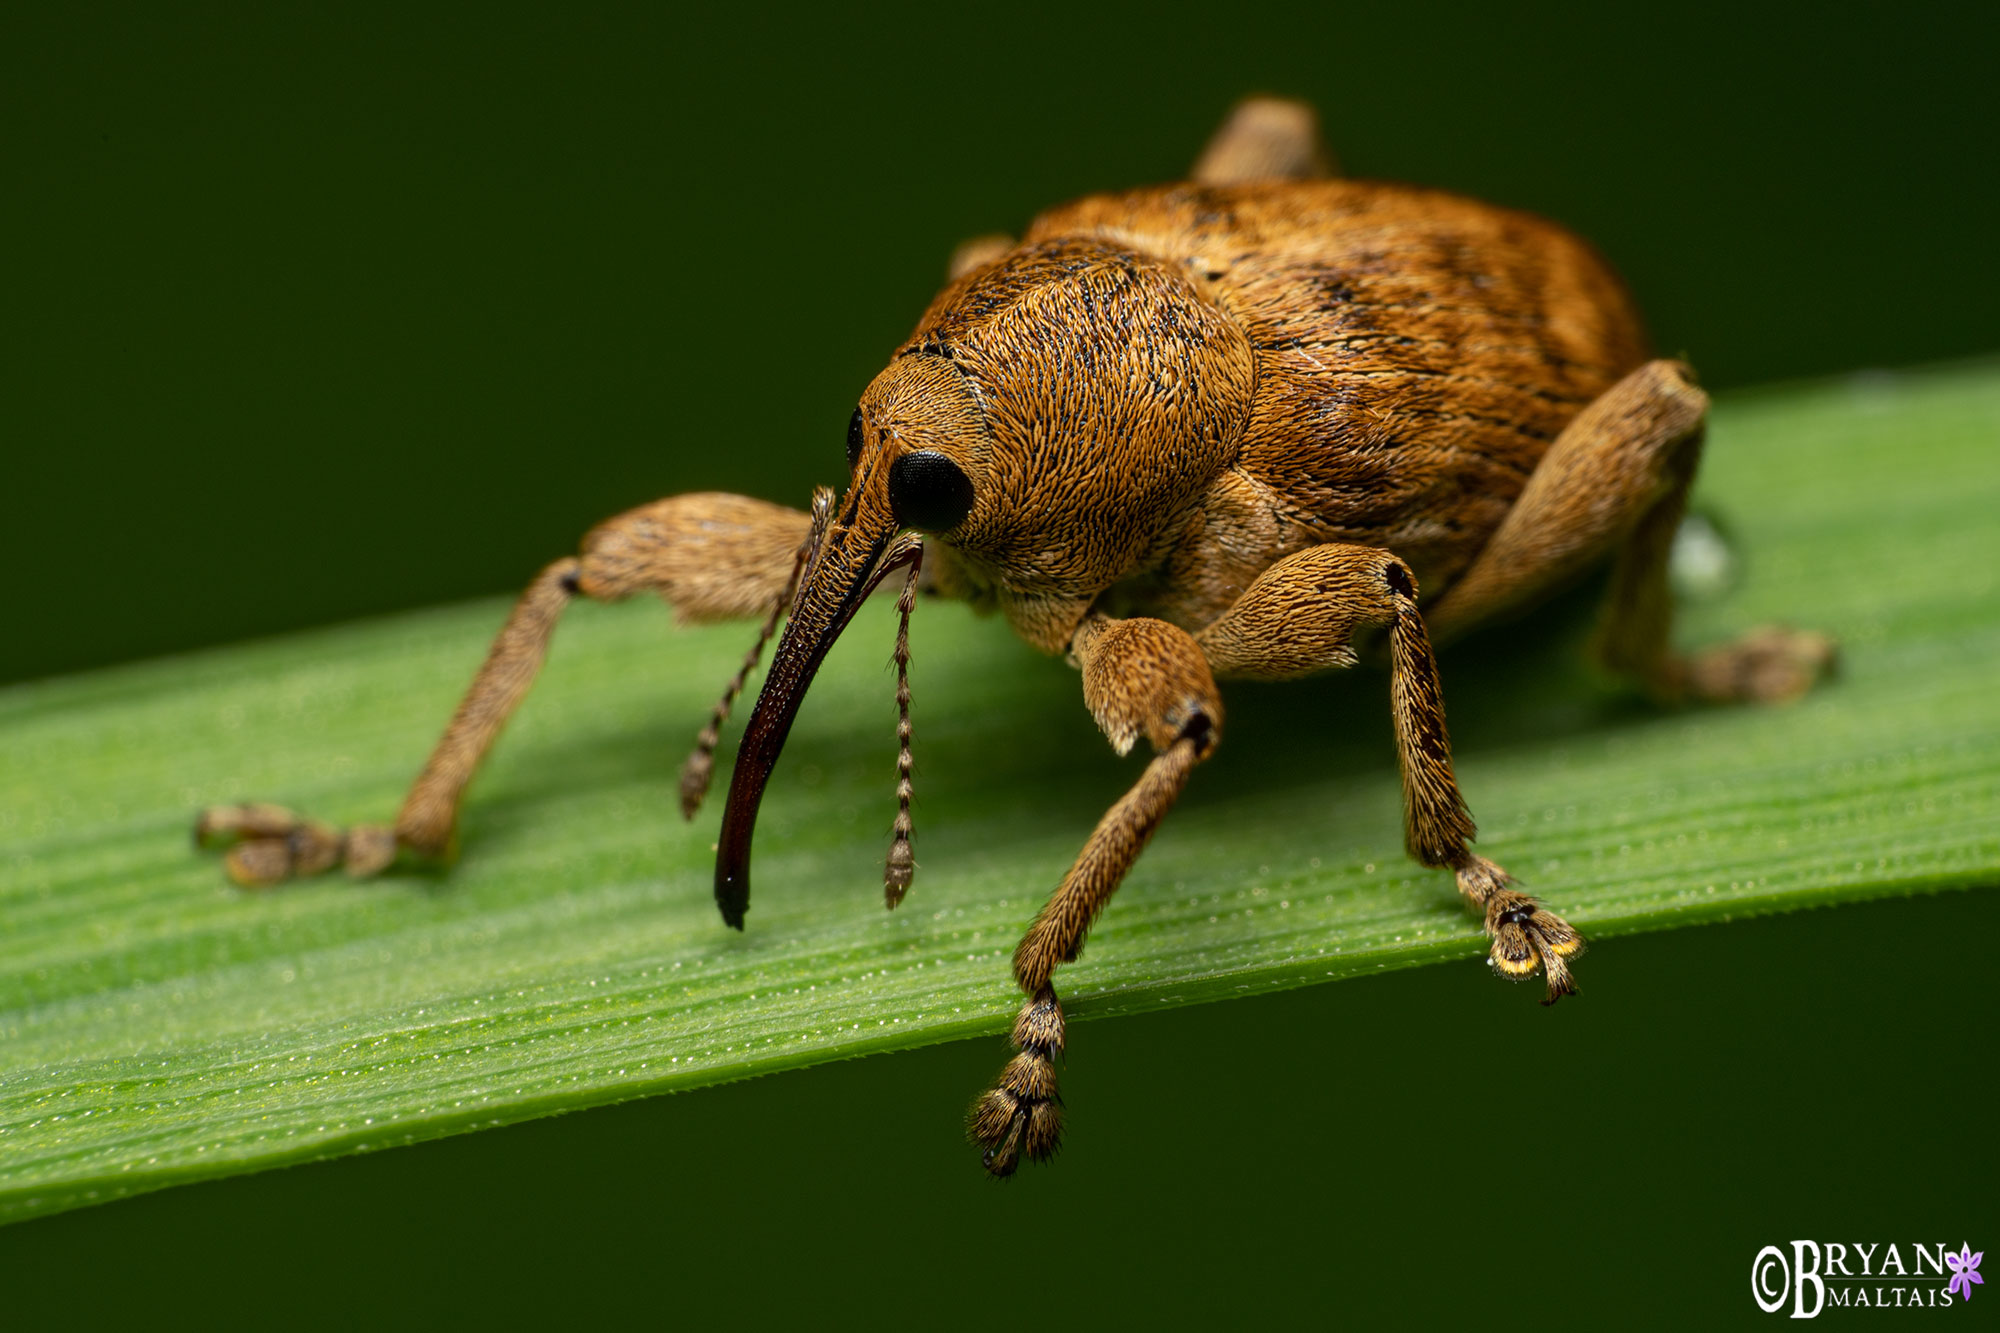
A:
4,361,1997,1224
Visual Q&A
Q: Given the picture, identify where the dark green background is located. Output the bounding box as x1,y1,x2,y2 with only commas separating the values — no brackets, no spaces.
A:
4,2,1993,1326
6,1,1998,684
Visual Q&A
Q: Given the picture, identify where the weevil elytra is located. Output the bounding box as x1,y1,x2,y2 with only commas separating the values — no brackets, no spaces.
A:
195,97,1835,1176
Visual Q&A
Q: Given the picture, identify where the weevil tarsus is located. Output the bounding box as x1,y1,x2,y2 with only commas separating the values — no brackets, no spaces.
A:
970,981,1066,1178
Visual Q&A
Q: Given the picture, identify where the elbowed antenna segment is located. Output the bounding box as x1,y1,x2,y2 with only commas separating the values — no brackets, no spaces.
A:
677,489,835,820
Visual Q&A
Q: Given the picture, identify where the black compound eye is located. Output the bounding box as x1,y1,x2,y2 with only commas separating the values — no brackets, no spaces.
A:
888,450,974,532
845,407,864,470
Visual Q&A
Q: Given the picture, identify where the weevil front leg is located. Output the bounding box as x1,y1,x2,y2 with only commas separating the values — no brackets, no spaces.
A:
1196,544,1584,1001
1425,359,1836,702
972,616,1221,1176
195,492,813,887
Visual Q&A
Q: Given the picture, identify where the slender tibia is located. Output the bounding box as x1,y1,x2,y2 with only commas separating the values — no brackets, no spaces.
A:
1013,736,1203,991
1387,573,1582,1002
393,557,581,859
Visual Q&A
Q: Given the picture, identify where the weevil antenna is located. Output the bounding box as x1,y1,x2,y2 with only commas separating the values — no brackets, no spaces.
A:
884,541,924,906
790,487,836,621
678,488,835,820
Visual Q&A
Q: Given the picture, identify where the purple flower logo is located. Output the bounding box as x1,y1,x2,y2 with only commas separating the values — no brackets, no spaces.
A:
1947,1243,1984,1301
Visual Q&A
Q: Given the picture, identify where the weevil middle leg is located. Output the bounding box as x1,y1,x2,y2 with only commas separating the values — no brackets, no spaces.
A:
1195,543,1585,1001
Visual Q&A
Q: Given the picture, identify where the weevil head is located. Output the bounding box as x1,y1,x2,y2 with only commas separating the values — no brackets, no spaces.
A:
857,237,1256,649
715,238,1253,921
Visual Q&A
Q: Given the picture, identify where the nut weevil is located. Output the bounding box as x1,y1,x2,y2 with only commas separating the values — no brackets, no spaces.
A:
196,96,1836,1176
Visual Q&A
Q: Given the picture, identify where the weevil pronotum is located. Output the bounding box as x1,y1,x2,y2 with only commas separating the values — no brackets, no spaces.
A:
196,97,1835,1176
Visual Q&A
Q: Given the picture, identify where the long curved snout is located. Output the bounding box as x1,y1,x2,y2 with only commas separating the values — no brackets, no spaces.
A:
713,500,911,927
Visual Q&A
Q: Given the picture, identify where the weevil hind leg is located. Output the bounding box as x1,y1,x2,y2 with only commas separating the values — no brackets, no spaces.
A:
1424,359,1836,703
194,493,814,887
971,617,1220,1175
1191,96,1337,185
1196,543,1583,1002
1595,469,1836,704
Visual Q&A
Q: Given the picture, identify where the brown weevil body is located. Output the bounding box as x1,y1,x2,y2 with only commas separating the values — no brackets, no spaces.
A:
196,98,1835,1176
